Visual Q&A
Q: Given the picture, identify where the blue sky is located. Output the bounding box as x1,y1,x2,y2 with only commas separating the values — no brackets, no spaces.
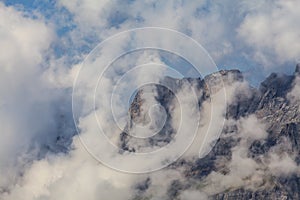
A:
2,0,300,85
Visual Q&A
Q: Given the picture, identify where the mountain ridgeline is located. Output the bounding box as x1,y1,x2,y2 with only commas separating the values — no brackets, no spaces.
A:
123,65,300,200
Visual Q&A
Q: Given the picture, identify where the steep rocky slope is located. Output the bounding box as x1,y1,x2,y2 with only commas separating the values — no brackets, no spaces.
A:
124,65,300,199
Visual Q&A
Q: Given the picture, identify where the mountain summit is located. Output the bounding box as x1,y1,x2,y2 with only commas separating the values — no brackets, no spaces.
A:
124,65,300,200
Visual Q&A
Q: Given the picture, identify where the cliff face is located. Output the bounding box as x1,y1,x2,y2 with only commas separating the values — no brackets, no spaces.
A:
212,68,300,200
211,68,299,200
123,66,300,199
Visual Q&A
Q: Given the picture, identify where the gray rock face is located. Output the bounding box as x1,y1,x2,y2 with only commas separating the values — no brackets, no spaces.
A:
214,68,299,200
125,66,300,199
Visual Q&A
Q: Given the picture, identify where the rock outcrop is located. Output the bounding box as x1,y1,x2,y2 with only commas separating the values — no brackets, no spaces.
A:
125,65,300,199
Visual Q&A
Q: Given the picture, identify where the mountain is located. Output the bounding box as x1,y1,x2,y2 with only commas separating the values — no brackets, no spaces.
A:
122,65,300,200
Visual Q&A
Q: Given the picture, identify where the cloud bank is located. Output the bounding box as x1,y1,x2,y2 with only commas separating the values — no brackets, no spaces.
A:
0,0,300,200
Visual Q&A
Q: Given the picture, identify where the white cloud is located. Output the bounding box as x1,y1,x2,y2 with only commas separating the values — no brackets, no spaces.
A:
238,115,268,141
58,0,111,30
202,114,268,195
2,1,300,199
1,139,141,200
0,4,53,70
200,114,298,196
0,2,58,189
180,190,208,200
238,0,300,68
56,0,300,77
267,152,298,176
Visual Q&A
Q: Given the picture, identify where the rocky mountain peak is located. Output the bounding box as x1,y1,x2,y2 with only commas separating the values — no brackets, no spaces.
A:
125,65,300,200
259,72,294,98
204,69,243,85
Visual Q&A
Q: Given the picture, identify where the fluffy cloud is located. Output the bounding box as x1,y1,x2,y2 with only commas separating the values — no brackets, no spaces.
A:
201,114,268,195
238,0,300,68
1,138,142,200
1,0,300,199
200,115,298,196
58,0,111,30
0,4,53,69
56,0,237,67
55,0,300,79
267,152,298,176
180,190,208,200
0,2,58,189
